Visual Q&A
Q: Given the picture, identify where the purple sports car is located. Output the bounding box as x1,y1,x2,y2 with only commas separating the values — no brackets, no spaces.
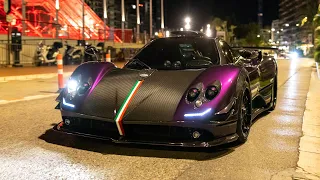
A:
54,33,277,147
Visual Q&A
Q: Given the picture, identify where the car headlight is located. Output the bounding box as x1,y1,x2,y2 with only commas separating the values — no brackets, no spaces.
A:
67,79,79,99
205,86,219,100
67,79,79,93
187,88,200,102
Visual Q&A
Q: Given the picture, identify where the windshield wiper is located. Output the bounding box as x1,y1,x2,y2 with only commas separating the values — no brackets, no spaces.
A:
127,58,152,69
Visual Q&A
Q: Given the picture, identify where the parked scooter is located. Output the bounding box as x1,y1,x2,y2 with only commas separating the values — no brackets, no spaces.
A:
83,44,100,62
63,41,83,65
35,41,63,66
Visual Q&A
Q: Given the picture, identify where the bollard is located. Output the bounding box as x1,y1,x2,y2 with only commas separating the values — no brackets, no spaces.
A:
57,54,64,92
106,50,111,62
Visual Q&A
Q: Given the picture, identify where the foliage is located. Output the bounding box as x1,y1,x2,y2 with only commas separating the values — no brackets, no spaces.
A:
211,17,236,43
314,5,320,28
314,4,320,63
211,17,227,31
233,23,262,46
303,0,319,27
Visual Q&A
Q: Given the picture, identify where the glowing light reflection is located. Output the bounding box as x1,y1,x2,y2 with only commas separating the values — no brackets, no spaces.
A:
184,108,212,117
63,98,75,108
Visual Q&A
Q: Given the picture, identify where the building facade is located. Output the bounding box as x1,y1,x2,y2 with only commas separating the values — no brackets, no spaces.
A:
271,19,281,44
85,0,164,35
279,0,314,50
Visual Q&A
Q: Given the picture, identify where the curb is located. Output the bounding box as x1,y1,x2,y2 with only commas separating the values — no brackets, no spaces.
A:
295,69,320,179
0,72,73,82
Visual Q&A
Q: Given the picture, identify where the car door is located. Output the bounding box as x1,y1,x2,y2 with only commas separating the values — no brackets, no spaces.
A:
257,54,276,104
219,41,261,98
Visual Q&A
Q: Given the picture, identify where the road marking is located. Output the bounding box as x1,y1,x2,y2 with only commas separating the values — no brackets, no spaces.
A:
0,94,58,105
0,72,73,83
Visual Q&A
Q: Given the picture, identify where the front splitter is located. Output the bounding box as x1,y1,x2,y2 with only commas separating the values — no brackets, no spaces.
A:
53,124,239,148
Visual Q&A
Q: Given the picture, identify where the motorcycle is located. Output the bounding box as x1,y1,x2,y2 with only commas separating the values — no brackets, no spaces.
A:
35,41,63,66
83,44,102,62
63,41,83,65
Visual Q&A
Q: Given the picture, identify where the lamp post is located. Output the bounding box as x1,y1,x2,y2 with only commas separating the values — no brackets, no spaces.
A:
136,0,140,43
150,0,153,39
22,0,26,36
103,0,107,41
82,0,85,40
121,0,125,42
161,0,164,31
55,0,59,38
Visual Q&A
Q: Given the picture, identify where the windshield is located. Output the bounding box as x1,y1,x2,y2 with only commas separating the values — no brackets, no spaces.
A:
125,38,219,70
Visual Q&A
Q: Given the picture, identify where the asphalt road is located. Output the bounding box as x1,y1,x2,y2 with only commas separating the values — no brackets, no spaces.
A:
0,58,314,180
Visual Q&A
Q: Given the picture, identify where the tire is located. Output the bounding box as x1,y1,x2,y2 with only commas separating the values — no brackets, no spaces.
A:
235,81,252,144
269,76,277,111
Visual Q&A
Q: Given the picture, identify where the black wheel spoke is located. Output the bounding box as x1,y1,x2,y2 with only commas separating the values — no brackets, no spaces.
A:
241,92,250,135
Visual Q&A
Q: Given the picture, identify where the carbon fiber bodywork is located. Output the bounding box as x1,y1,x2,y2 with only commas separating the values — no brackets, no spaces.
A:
55,37,277,148
80,69,203,121
55,62,242,147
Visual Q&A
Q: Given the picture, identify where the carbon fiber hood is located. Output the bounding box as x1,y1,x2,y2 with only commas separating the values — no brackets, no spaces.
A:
80,68,203,122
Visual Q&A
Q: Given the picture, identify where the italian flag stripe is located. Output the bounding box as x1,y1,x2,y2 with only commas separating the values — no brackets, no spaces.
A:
114,80,143,136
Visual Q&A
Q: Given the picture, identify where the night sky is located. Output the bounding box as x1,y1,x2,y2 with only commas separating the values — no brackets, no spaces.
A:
165,0,279,29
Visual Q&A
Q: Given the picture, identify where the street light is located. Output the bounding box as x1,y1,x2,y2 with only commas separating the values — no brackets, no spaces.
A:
185,17,191,24
257,35,260,38
165,30,170,37
206,24,212,37
185,23,191,30
271,28,275,32
285,23,289,27
184,17,191,30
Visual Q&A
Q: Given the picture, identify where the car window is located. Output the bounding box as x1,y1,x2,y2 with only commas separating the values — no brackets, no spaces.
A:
125,38,219,70
219,40,234,64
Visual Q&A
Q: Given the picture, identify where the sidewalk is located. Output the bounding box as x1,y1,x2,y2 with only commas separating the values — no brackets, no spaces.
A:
0,62,125,81
295,68,320,180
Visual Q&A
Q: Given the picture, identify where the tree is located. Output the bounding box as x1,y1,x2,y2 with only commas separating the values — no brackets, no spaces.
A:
234,23,262,46
313,4,320,63
303,0,319,27
211,17,226,31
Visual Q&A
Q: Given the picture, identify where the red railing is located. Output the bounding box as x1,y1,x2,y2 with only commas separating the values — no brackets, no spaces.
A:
0,0,133,43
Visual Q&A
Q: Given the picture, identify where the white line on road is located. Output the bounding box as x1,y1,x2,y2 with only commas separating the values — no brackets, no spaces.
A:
0,72,73,83
0,94,59,105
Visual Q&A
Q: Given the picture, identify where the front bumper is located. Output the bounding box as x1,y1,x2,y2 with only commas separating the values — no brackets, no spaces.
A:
54,111,238,148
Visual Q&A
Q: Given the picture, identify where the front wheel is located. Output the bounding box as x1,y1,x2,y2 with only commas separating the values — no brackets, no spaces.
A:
235,81,252,144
